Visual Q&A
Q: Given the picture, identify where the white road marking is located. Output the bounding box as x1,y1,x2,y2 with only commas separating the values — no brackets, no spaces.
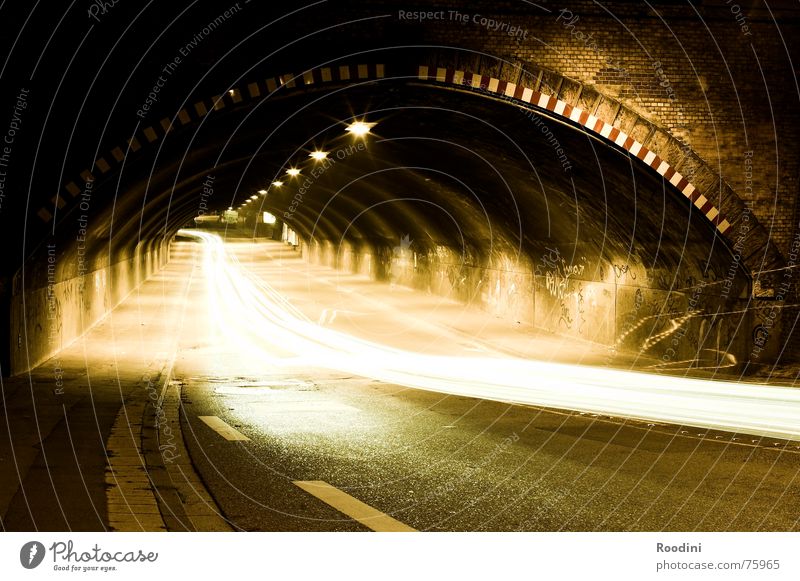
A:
105,401,166,532
293,480,416,532
198,416,251,441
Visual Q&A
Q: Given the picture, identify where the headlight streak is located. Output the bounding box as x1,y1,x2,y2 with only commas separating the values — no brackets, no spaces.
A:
181,230,800,441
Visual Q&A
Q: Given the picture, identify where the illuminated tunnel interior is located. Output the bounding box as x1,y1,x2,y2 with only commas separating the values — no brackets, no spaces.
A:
2,0,799,537
11,66,751,375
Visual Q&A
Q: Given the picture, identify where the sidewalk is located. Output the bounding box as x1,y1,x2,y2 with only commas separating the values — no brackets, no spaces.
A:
0,242,229,531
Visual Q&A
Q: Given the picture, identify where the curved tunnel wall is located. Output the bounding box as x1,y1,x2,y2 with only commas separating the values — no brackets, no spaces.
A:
38,58,774,271
296,230,752,371
7,163,206,375
259,80,755,370
15,66,760,374
9,237,169,375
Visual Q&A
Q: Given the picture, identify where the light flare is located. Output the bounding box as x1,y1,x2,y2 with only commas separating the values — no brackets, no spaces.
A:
345,121,375,137
180,230,800,441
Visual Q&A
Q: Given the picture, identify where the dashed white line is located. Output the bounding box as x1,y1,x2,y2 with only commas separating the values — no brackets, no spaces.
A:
293,480,416,532
198,416,251,441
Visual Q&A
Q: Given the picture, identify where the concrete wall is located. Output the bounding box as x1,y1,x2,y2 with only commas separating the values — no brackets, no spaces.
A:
9,240,169,375
297,235,756,371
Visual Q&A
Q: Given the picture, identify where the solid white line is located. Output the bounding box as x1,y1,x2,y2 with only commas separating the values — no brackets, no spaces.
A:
198,416,251,441
293,480,416,532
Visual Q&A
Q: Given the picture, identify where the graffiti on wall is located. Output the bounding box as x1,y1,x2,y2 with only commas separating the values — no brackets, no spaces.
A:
536,247,587,300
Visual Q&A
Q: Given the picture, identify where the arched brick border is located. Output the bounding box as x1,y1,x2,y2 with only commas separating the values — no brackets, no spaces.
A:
417,65,729,234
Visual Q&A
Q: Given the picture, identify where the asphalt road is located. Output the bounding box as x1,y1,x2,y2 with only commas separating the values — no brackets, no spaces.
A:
171,235,800,532
2,234,797,531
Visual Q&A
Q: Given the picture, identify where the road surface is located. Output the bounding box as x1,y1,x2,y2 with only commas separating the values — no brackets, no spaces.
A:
2,232,798,531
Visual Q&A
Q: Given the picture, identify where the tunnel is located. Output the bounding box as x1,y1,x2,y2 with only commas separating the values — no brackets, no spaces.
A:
1,0,799,539
6,54,757,375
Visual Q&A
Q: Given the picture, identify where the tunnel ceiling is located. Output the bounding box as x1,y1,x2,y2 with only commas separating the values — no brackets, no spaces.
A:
25,80,741,291
2,0,766,294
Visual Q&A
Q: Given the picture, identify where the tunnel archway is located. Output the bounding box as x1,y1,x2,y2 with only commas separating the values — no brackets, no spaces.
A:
12,55,757,374
40,55,776,266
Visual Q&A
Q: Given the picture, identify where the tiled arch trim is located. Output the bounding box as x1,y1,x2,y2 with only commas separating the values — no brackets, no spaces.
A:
46,62,728,237
417,65,729,235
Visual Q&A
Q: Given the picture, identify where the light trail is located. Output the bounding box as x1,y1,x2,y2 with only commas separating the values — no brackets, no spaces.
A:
183,230,800,441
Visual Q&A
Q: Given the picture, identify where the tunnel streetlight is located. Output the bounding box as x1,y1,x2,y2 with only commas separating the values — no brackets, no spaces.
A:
345,120,375,137
258,189,267,195
272,181,283,187
309,150,329,161
286,168,301,177
250,195,258,200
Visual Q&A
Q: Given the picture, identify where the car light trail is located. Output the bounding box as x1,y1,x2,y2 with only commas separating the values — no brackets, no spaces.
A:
182,230,800,441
